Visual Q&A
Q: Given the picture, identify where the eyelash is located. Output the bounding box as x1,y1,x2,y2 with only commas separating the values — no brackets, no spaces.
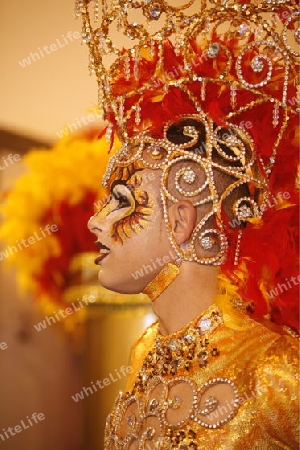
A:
114,194,129,208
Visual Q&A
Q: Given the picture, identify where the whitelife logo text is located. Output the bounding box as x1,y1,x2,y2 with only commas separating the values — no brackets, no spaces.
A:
0,224,58,261
0,153,21,170
18,31,80,68
0,412,45,443
71,366,132,402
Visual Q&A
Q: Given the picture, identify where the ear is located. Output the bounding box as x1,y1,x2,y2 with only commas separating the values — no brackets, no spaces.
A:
168,201,197,245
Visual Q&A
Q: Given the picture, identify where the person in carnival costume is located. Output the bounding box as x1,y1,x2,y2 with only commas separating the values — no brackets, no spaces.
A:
77,0,299,447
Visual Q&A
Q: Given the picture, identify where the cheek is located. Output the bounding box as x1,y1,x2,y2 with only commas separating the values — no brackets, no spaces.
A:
112,214,151,244
111,193,155,244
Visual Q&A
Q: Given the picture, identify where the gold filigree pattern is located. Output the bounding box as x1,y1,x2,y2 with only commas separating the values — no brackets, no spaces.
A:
103,114,268,264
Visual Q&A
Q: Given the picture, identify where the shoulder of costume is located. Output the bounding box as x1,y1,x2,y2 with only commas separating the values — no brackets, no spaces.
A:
125,321,158,391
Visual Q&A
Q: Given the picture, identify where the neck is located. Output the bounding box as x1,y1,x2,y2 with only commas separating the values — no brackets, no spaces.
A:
148,261,219,336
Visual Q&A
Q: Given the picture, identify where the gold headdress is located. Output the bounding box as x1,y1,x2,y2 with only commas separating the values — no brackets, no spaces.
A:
76,0,299,140
77,0,299,328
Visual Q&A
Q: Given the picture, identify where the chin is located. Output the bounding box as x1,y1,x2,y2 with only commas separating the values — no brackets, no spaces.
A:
98,271,144,295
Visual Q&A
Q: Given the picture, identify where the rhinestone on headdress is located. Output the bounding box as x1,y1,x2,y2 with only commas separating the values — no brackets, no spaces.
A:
207,43,220,58
77,0,298,140
147,4,162,20
183,169,196,184
77,0,299,267
148,145,163,159
200,236,214,250
251,56,264,73
238,204,253,219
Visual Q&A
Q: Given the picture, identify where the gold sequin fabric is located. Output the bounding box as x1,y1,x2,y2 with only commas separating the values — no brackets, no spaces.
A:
104,305,299,449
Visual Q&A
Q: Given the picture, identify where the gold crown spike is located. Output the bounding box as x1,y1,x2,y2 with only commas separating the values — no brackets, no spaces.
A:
76,1,298,177
76,1,299,126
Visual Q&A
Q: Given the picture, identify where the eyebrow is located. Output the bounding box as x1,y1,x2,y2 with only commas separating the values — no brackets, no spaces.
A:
110,179,127,190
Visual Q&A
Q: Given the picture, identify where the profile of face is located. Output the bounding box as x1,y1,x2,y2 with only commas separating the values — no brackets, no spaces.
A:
88,166,176,294
88,116,262,294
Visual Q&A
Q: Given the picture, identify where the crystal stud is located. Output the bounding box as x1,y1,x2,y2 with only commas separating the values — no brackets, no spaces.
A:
207,43,220,58
149,145,163,159
127,413,136,427
169,396,182,409
200,236,214,250
251,56,264,73
149,5,162,20
183,169,196,184
198,317,212,332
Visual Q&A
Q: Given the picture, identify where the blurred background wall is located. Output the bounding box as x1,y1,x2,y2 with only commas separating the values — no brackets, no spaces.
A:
0,0,100,142
0,137,83,449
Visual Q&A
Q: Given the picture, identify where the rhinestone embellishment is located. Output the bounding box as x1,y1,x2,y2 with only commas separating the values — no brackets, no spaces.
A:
251,56,264,73
238,204,253,219
200,236,214,250
168,339,178,350
148,4,162,20
103,308,243,445
168,396,182,409
238,22,250,37
207,43,220,58
149,398,159,411
148,145,163,159
183,169,196,184
127,413,136,427
146,427,155,439
198,317,211,332
199,395,219,415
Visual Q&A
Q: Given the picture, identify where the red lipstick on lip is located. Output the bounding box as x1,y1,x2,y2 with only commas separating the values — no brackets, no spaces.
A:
94,241,110,265
94,253,109,264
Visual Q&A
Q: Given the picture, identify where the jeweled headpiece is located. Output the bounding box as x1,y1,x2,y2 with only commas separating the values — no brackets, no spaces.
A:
102,113,268,266
76,0,299,138
77,0,299,329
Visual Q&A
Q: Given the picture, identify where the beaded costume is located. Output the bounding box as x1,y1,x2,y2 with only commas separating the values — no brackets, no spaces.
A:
77,0,299,447
105,304,299,448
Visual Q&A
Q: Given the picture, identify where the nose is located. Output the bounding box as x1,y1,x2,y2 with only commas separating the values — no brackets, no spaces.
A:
87,210,102,234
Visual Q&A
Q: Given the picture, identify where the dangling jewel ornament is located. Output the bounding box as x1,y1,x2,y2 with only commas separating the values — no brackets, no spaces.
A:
272,101,279,128
94,0,99,21
135,105,141,124
105,122,113,142
230,84,237,109
133,48,140,81
234,230,243,266
124,55,131,81
201,80,206,101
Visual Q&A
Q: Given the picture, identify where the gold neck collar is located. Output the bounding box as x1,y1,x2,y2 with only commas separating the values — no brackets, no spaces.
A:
142,262,180,302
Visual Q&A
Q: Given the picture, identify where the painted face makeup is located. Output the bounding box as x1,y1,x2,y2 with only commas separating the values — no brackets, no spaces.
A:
92,166,154,245
88,164,175,294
